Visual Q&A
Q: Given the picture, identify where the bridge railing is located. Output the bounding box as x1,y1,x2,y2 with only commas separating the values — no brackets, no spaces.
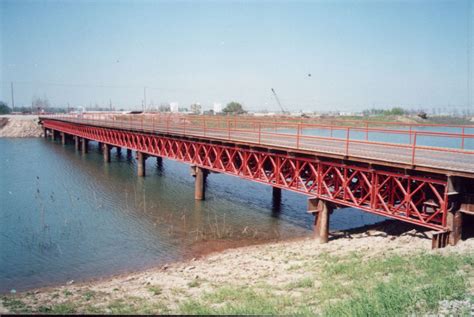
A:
220,114,474,132
41,113,474,172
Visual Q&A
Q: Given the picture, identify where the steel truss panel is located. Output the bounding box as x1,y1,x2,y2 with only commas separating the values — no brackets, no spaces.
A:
44,120,449,231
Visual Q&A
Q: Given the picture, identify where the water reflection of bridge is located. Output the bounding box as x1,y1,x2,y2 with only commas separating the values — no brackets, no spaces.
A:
40,114,474,248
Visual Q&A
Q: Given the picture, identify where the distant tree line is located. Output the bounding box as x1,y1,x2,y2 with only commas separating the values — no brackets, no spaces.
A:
155,101,247,115
362,107,406,116
223,102,246,114
0,101,11,114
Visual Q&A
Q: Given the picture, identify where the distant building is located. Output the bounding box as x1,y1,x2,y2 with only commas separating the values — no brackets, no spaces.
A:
213,102,222,114
170,102,179,113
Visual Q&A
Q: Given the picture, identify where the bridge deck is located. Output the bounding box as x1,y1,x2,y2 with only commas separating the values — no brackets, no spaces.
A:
43,115,474,177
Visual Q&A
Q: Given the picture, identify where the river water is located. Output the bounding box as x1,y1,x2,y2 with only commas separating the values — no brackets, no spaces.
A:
0,136,422,293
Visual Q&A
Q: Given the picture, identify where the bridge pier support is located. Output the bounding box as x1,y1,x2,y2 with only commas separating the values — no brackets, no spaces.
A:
74,136,80,151
156,156,163,171
103,144,111,162
192,166,208,200
50,129,56,141
116,147,122,156
137,152,147,176
43,128,48,138
127,149,132,157
81,138,88,154
448,210,463,246
272,187,282,211
308,198,332,243
446,176,466,247
60,132,66,145
98,142,103,152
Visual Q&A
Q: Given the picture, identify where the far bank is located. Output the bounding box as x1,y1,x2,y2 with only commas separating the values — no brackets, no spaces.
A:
0,115,43,138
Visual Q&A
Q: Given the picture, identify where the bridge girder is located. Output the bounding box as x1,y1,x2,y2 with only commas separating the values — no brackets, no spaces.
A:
42,119,454,232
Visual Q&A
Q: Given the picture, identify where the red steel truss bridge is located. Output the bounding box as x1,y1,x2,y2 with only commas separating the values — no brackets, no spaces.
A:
40,114,474,248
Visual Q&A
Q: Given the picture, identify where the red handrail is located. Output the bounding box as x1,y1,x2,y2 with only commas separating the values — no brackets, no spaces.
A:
40,114,474,173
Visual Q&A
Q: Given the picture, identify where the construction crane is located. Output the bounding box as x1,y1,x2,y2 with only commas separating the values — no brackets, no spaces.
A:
271,88,288,114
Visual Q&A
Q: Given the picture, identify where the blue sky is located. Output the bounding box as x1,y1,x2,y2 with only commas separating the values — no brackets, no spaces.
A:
1,0,472,112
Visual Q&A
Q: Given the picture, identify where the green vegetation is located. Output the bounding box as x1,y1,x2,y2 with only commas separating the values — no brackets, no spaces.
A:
105,296,168,314
0,102,12,114
63,290,73,297
180,287,287,315
1,297,32,313
285,276,314,289
148,285,163,295
427,116,474,125
223,101,246,114
319,253,471,316
38,303,77,314
362,107,406,116
179,253,473,316
187,279,202,288
82,290,96,301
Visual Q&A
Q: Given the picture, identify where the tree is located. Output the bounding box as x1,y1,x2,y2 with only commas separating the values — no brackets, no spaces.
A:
223,102,245,114
158,103,171,112
190,103,202,114
389,107,405,116
0,102,12,114
32,96,50,111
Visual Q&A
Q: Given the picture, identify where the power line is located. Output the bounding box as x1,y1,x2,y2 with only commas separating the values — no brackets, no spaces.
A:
468,0,472,109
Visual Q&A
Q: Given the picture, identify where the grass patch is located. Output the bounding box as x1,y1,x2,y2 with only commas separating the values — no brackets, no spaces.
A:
1,297,32,313
82,290,96,301
320,253,473,317
148,285,163,296
286,277,314,289
63,290,73,297
107,296,168,314
179,253,473,316
187,279,201,288
180,286,312,315
37,302,76,314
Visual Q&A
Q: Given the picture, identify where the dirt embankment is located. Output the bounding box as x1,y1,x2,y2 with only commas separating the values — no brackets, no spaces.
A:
0,115,43,137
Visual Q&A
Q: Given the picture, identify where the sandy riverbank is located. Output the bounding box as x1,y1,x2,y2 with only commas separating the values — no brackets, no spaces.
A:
1,221,473,315
0,115,43,137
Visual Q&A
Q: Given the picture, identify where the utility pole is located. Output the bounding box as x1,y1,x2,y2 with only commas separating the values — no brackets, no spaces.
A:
143,87,147,111
468,0,472,110
10,82,15,112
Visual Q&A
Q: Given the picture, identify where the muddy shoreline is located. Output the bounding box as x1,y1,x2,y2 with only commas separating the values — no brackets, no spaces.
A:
2,220,473,314
0,220,455,295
